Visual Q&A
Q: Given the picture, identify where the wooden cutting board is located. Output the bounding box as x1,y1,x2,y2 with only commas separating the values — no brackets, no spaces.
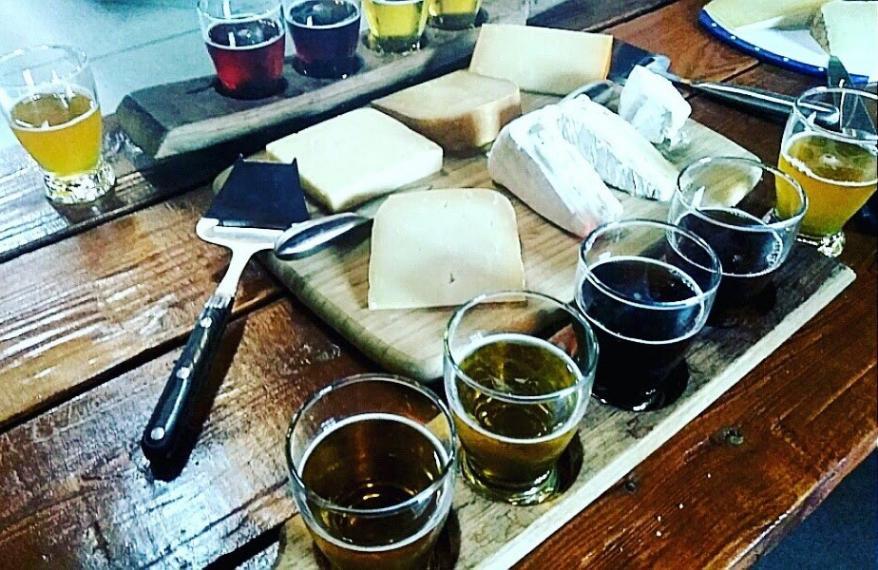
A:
215,93,766,381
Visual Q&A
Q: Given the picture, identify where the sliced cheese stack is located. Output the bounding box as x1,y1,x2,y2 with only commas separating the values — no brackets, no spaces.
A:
372,70,521,154
368,189,525,310
488,106,622,237
470,24,613,96
558,97,679,201
266,108,443,212
811,1,878,79
618,65,691,146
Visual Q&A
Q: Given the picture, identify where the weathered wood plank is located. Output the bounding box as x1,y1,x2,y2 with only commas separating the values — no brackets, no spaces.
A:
0,187,279,429
0,299,370,569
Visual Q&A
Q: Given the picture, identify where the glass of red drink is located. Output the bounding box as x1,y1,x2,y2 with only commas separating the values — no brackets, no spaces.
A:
285,0,362,79
197,0,287,99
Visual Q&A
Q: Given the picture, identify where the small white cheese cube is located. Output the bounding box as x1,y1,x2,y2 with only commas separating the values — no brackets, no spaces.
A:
368,189,525,310
266,108,443,212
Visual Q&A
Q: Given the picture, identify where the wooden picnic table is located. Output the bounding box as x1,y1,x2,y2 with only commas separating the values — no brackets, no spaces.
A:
0,0,875,567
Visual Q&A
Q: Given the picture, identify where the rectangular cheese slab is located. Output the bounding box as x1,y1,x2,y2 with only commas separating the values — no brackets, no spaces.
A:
469,24,612,96
372,70,521,154
266,108,443,212
368,188,525,310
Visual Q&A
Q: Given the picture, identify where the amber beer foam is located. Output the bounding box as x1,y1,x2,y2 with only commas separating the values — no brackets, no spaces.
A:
778,132,878,237
10,90,101,176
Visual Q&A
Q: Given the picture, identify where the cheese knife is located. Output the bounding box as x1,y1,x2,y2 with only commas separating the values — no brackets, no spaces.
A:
141,159,367,463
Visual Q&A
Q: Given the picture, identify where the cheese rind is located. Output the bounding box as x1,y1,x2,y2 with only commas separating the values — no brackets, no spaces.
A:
469,24,612,96
266,108,443,212
488,106,623,237
811,1,878,79
372,70,522,154
618,65,692,145
368,189,525,310
558,97,680,201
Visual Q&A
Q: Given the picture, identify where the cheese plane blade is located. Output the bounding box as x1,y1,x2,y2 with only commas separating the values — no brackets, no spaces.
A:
141,158,364,465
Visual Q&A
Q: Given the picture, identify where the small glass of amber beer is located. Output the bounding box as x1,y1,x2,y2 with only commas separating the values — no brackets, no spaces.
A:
444,291,597,506
286,374,457,570
778,86,877,257
0,45,114,204
428,0,481,30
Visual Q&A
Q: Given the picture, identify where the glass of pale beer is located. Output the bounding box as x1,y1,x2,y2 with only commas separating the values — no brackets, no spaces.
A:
0,45,114,204
778,86,877,257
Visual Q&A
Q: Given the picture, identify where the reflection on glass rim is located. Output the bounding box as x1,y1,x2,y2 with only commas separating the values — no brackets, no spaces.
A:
0,45,88,89
794,86,878,143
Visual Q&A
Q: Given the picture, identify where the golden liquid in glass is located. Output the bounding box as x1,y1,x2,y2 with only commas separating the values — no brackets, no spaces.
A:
778,132,878,237
454,334,580,490
363,0,428,52
428,0,479,29
301,414,447,569
10,91,102,176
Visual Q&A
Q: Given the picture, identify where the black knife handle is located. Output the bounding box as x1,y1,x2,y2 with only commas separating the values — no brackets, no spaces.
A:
690,82,796,121
141,293,233,462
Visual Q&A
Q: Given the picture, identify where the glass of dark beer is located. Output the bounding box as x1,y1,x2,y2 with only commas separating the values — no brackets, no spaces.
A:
671,157,807,317
285,0,362,78
197,0,286,99
444,291,598,506
286,374,456,569
575,220,721,412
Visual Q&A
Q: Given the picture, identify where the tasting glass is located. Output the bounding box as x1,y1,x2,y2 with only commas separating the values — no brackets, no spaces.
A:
363,0,429,54
778,86,877,257
444,291,597,506
285,0,363,79
671,156,807,317
286,374,457,570
575,220,721,412
428,0,481,30
198,0,287,99
0,45,114,204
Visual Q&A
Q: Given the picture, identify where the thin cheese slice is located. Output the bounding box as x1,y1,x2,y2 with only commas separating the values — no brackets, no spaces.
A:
469,24,612,96
368,189,525,310
266,108,443,212
703,0,830,28
372,70,522,154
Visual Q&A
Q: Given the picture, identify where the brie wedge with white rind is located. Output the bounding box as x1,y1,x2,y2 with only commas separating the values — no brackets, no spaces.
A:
558,97,680,201
618,65,692,145
266,108,443,212
368,189,525,310
488,106,623,237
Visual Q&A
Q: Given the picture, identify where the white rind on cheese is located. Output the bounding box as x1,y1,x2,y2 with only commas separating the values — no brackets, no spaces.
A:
811,1,878,79
558,97,680,201
488,106,623,237
618,65,692,145
368,189,526,310
469,24,612,96
266,108,443,212
372,70,522,154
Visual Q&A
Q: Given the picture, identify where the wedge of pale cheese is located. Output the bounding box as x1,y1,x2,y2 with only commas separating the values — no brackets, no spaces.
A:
488,106,622,237
372,70,521,154
703,0,830,28
618,65,691,145
811,1,878,79
469,24,612,96
368,189,525,310
558,97,679,201
266,108,443,212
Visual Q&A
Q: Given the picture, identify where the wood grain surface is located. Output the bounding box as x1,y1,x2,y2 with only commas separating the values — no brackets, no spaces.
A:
0,1,875,569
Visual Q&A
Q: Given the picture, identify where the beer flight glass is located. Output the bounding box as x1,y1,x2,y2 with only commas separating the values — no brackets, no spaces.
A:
364,0,429,53
575,220,721,412
429,0,481,30
286,0,362,78
778,86,878,257
672,157,807,318
198,0,287,99
0,45,115,204
444,291,598,506
286,374,456,569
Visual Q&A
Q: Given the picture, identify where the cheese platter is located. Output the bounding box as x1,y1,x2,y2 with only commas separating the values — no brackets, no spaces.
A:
202,23,856,568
